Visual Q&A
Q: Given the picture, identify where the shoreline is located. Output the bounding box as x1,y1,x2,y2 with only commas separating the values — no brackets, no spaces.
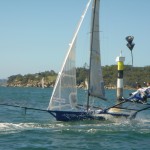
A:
2,84,135,90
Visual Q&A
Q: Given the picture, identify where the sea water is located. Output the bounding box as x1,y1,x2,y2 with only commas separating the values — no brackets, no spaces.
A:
0,87,150,150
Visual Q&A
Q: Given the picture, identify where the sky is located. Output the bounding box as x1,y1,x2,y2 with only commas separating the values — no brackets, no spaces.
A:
0,0,150,79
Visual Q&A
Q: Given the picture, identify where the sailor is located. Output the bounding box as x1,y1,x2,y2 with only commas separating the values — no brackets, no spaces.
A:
128,84,147,102
145,82,150,98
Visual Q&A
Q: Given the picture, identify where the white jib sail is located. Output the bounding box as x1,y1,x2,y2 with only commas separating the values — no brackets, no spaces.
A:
48,0,92,111
89,0,105,99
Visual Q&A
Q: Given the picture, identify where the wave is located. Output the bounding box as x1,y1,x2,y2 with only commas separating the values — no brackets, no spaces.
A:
0,122,49,134
1,116,150,135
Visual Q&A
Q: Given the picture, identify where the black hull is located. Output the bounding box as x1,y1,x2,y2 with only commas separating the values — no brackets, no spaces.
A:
48,110,105,121
48,110,129,121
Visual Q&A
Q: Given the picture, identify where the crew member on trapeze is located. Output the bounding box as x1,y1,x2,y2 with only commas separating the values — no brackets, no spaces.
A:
145,82,150,98
128,84,148,102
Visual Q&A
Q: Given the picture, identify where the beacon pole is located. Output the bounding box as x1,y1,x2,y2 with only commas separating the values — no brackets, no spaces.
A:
116,53,125,103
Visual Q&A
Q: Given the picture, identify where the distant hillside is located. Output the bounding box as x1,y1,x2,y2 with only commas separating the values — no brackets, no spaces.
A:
6,65,150,88
7,70,57,88
103,65,150,88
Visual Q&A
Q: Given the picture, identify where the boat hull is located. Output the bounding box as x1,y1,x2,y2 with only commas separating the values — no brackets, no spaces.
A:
48,110,129,121
48,110,106,121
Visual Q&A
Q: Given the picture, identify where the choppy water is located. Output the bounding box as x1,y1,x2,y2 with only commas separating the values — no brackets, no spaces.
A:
0,87,150,150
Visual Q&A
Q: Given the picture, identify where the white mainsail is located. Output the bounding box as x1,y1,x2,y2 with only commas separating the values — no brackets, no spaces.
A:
88,0,105,99
48,0,92,111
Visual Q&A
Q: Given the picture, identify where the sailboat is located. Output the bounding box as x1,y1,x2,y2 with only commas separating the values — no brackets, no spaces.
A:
47,0,150,121
84,78,88,90
41,77,45,89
